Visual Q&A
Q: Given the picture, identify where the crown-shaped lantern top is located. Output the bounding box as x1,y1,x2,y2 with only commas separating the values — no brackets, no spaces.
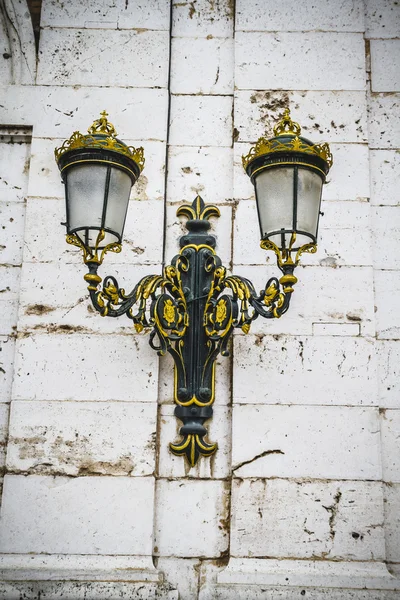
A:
54,110,145,172
242,108,333,173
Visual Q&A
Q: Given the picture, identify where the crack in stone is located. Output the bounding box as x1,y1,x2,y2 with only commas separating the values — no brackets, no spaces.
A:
232,449,284,473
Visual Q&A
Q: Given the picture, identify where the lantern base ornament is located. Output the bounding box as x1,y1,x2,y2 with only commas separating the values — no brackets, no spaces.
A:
68,196,316,467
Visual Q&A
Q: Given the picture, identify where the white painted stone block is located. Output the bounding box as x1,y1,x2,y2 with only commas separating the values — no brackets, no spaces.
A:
170,95,233,147
171,37,234,95
0,336,15,402
375,270,400,339
24,198,164,265
313,322,360,336
368,94,400,149
232,265,375,337
385,483,400,562
154,479,229,557
0,267,20,335
381,409,400,482
372,206,400,269
230,479,385,560
167,146,233,204
0,202,25,266
158,403,230,479
233,334,377,406
29,137,166,201
377,341,400,409
216,558,399,594
370,150,400,206
233,200,372,268
13,333,158,402
235,32,366,91
7,400,157,476
172,0,233,37
37,29,169,88
0,475,155,555
41,0,170,30
235,0,365,32
371,40,400,92
164,202,232,266
0,140,30,202
0,86,168,140
235,90,368,143
365,0,400,39
234,142,370,202
232,405,381,480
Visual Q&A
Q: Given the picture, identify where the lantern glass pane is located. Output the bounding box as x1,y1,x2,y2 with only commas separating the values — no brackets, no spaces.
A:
255,167,294,248
67,164,107,242
296,168,323,239
104,167,132,239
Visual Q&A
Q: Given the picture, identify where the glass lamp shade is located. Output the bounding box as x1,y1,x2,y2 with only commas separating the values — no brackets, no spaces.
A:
58,147,140,249
254,164,324,249
243,109,332,251
55,112,144,251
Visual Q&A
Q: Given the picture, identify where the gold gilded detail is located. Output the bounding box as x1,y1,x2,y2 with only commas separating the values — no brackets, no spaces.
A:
242,108,333,171
215,299,227,326
66,230,122,266
54,110,145,172
163,298,176,326
177,195,220,221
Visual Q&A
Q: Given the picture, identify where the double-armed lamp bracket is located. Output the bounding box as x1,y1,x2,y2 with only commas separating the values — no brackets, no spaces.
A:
55,109,332,467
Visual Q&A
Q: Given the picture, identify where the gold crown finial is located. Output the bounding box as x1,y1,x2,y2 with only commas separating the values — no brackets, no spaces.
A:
273,108,301,137
88,110,117,137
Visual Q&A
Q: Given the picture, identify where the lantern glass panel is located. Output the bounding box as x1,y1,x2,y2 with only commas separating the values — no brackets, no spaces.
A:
67,163,108,244
255,167,294,248
104,166,132,239
296,168,323,240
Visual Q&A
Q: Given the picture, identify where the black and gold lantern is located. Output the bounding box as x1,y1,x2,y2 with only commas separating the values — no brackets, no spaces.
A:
242,108,333,253
55,111,145,253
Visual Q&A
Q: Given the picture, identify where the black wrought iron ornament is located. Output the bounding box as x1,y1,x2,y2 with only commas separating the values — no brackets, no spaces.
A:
69,196,315,467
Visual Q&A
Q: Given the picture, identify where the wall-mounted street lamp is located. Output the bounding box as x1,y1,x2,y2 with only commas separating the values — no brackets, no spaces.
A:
55,109,332,467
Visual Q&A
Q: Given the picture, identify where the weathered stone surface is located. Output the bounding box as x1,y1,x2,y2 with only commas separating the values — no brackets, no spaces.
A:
385,484,400,562
235,90,368,143
230,479,385,560
376,341,400,408
232,405,381,479
7,400,157,476
372,206,400,269
371,40,400,92
154,479,229,557
368,94,400,149
381,409,400,483
38,29,169,88
236,0,365,32
0,336,15,402
370,150,400,206
365,0,400,39
13,334,158,402
169,95,233,147
235,33,366,91
171,37,234,95
41,0,171,29
0,86,168,140
0,139,31,202
233,334,377,405
375,270,400,339
0,475,155,555
167,146,233,204
172,0,233,37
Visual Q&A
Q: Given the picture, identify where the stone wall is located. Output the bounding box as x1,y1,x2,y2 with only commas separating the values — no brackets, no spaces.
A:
0,0,399,598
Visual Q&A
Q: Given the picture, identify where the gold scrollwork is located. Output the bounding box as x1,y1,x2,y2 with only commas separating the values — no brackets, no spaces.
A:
66,230,121,266
54,110,145,172
163,298,176,326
